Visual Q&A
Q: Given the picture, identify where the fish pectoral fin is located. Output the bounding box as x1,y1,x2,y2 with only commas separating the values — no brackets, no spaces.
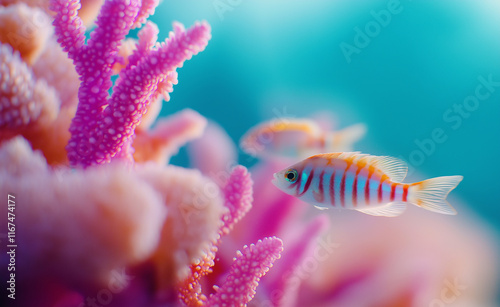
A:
355,202,407,217
313,205,330,211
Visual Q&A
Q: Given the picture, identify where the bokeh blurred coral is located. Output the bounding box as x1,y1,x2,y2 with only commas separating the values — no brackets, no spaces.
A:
0,0,499,307
0,0,284,306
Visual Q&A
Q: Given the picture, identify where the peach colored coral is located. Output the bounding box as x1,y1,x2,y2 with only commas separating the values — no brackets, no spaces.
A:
0,43,59,130
0,0,105,26
0,137,167,287
0,3,53,64
137,163,224,288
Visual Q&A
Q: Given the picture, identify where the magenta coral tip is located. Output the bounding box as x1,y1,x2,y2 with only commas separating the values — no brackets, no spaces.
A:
207,237,284,306
221,165,253,235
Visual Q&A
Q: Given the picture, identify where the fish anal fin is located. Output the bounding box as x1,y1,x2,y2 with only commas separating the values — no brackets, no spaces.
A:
355,202,407,217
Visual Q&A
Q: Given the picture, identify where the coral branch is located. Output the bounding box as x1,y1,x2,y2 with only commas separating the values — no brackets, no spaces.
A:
128,21,159,68
132,0,160,29
74,21,210,167
270,215,330,306
133,109,207,164
51,0,211,168
188,122,238,183
49,0,87,61
207,237,284,307
220,165,253,235
178,165,256,306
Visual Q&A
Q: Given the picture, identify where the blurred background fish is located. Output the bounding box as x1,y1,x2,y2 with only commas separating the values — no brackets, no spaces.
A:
240,118,366,159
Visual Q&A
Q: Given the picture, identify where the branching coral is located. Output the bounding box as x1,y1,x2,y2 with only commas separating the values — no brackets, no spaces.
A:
207,237,284,307
50,0,211,167
178,166,284,307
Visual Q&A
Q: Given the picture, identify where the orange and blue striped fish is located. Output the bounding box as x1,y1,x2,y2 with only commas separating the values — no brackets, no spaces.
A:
272,152,463,217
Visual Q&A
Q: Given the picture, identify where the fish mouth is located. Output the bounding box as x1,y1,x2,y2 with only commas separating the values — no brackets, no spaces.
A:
271,173,279,186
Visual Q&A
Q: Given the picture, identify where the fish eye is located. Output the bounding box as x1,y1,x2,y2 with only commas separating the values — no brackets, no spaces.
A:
285,169,298,183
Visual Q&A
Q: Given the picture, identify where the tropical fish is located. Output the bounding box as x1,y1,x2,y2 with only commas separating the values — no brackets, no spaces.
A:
272,152,463,217
240,119,366,159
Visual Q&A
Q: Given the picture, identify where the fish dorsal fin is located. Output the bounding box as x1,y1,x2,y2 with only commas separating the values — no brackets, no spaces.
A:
370,156,408,182
315,152,407,182
355,155,407,182
355,202,407,217
331,152,367,161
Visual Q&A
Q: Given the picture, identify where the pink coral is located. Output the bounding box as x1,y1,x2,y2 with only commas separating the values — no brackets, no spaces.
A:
133,109,207,164
207,237,284,306
178,166,284,307
51,0,211,167
188,121,238,186
220,165,254,235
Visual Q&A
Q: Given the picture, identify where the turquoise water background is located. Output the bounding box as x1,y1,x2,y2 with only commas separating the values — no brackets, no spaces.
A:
146,0,500,225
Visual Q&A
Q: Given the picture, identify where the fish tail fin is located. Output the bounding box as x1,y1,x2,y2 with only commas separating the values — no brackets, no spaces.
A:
409,176,463,215
326,123,367,152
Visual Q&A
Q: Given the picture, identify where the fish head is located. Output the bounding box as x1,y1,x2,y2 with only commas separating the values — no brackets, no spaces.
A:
272,160,307,196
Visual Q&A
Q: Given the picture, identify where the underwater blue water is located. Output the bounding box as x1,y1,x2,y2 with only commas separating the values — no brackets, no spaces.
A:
146,0,500,226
